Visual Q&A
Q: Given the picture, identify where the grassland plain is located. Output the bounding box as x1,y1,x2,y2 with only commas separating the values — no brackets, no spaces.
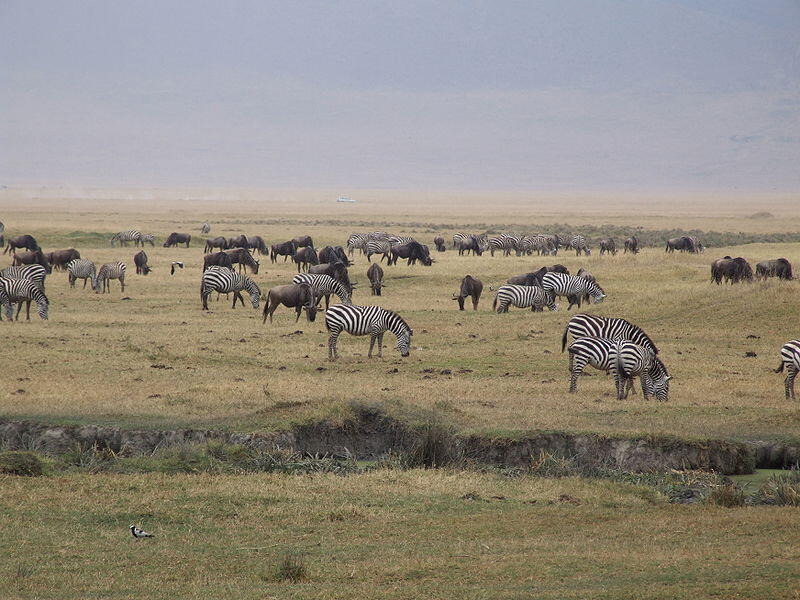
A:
0,190,799,441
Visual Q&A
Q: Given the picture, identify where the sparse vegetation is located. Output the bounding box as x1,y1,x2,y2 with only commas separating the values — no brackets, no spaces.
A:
755,470,800,506
0,451,45,476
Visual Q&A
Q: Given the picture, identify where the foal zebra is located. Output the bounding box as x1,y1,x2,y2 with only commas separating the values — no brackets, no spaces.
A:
292,273,352,309
568,235,591,256
67,259,99,291
325,304,413,360
541,272,605,310
0,277,49,320
561,314,658,354
492,285,557,313
97,262,127,293
0,264,47,292
611,341,670,401
110,230,141,247
201,266,261,310
775,340,800,399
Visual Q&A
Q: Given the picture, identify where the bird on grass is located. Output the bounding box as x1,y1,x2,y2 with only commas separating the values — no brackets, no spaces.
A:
130,525,154,539
170,261,184,275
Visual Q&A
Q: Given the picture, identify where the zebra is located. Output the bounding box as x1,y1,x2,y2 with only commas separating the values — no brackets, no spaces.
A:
488,234,518,257
569,235,591,256
526,234,557,256
97,262,127,293
492,285,558,313
611,341,670,401
347,233,369,255
201,222,211,234
200,266,261,310
138,233,156,247
110,230,141,247
452,232,472,249
541,272,605,310
368,231,391,240
0,285,13,321
561,314,658,355
567,336,636,395
775,340,800,399
0,264,47,293
324,304,413,360
0,277,49,320
292,273,352,309
67,259,99,291
365,239,393,262
388,235,415,246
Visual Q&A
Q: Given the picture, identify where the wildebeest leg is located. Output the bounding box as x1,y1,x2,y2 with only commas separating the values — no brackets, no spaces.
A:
472,294,479,310
294,305,302,322
457,296,465,311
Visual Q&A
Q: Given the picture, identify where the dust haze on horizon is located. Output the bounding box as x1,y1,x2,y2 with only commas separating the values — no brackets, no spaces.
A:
1,1,799,194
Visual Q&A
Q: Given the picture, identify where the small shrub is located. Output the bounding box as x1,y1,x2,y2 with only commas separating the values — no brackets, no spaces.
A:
755,470,800,506
406,414,461,468
272,551,307,583
530,451,579,478
60,443,118,472
706,483,746,507
0,451,45,476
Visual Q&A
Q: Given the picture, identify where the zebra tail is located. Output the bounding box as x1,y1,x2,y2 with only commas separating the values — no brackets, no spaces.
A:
492,294,497,311
561,324,569,352
774,361,785,374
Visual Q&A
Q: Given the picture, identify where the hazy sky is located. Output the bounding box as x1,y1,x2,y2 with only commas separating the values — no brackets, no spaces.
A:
2,1,799,191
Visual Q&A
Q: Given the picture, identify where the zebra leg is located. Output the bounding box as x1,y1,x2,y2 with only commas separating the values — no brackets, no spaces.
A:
14,301,22,321
201,291,210,310
328,331,340,361
25,300,32,321
569,357,585,393
368,335,376,358
377,333,384,357
614,372,626,400
120,276,125,293
640,373,651,400
787,367,797,400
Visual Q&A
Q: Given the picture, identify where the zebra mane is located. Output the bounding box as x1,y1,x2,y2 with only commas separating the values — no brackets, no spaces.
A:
388,309,412,333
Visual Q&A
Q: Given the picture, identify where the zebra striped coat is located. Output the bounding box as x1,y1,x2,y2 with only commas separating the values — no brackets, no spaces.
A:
67,259,99,290
541,272,605,310
488,234,518,257
611,341,670,401
0,264,47,292
324,304,412,360
97,262,127,293
568,235,591,256
292,273,352,309
0,277,49,320
347,234,369,255
561,314,658,354
775,340,800,399
201,266,261,310
110,230,141,247
365,240,393,262
492,285,557,313
138,233,155,247
0,285,13,320
567,336,635,395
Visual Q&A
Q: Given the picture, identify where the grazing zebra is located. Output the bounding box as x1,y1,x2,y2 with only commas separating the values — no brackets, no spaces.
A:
452,232,472,249
567,337,635,395
775,340,800,399
488,234,518,257
492,285,558,313
110,230,141,247
569,235,591,256
541,272,605,310
0,264,47,292
0,277,49,320
347,233,369,255
561,314,658,354
200,266,261,310
292,273,352,309
368,231,391,240
611,341,670,401
67,259,99,290
97,262,127,293
365,239,393,262
138,233,155,247
388,235,415,246
0,285,13,321
521,234,556,256
325,304,413,360
201,222,211,234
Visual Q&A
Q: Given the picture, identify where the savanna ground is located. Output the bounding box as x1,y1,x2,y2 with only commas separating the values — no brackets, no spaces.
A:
1,188,799,598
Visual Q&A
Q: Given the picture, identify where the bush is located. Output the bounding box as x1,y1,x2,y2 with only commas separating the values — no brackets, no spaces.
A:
405,413,461,468
272,550,307,583
755,470,800,506
706,483,746,507
0,451,45,476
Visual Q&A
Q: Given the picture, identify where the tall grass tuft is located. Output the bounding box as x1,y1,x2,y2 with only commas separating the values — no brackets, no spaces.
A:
755,470,800,506
706,483,746,507
272,550,308,583
406,412,461,468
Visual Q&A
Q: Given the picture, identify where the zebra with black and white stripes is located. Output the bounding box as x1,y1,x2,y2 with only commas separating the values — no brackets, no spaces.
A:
97,262,127,294
110,230,141,247
200,266,261,310
365,240,393,262
488,234,517,257
561,314,658,355
568,235,591,256
347,233,369,255
324,304,413,360
138,233,155,247
0,277,49,320
567,336,634,395
611,341,670,401
292,273,352,309
388,235,415,246
0,264,47,293
67,259,99,291
541,272,605,310
492,285,558,313
775,340,800,399
0,285,14,321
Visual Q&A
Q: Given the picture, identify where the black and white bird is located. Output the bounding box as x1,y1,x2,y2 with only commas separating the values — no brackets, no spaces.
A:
130,525,154,539
170,261,185,275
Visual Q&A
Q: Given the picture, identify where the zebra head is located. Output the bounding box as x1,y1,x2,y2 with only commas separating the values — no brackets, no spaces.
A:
395,328,413,357
37,300,49,320
1,300,12,321
590,284,606,304
90,274,99,291
651,374,671,401
246,281,261,309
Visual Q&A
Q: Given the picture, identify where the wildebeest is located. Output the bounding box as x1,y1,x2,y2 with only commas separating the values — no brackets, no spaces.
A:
4,234,39,254
224,247,260,274
309,261,352,292
756,258,793,281
367,262,384,295
624,236,639,254
247,236,269,255
599,238,617,255
293,246,319,272
388,241,433,266
456,236,484,256
506,265,569,287
666,236,702,253
711,256,753,284
204,237,228,252
292,235,314,248
228,234,249,249
203,251,234,271
163,232,191,248
318,246,351,266
262,283,317,323
453,275,482,311
270,240,297,263
45,248,80,271
133,250,151,275
12,249,51,273
434,236,446,252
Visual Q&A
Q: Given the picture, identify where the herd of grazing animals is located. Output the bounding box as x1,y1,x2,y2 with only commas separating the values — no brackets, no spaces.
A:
0,221,797,399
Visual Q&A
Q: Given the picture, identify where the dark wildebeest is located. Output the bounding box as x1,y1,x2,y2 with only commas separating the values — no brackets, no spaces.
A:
666,236,700,253
318,246,351,266
203,251,234,271
163,232,191,248
45,248,80,271
134,250,151,275
389,241,433,266
4,234,39,254
457,236,484,256
12,249,52,273
367,262,384,296
434,236,446,252
204,237,228,252
224,247,260,274
453,275,482,311
270,240,297,263
756,258,793,281
624,236,639,254
712,256,753,284
599,238,617,256
247,236,269,255
262,283,317,323
309,261,352,292
293,246,319,272
292,235,314,249
507,265,569,287
228,234,249,249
